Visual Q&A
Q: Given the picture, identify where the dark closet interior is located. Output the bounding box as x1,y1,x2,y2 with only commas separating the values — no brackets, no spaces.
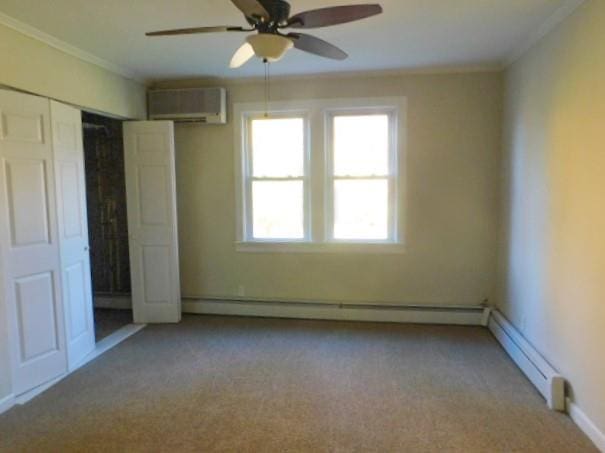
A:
82,112,133,341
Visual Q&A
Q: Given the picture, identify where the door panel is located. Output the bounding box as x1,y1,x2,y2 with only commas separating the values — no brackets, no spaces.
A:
138,165,170,226
65,262,89,339
50,101,95,370
5,159,51,247
15,272,59,362
141,245,172,304
0,112,44,143
0,90,67,395
124,121,181,323
59,162,83,238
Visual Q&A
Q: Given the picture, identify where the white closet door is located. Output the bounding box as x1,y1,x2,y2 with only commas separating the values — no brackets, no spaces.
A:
50,101,95,369
0,90,67,394
123,121,181,323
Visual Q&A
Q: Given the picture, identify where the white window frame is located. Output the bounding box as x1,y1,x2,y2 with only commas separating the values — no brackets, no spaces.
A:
234,97,407,254
240,111,311,243
324,107,400,244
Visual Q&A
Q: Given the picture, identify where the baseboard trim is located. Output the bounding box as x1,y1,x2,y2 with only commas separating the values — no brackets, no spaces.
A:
566,398,605,452
488,310,565,411
15,375,64,405
182,298,487,326
0,393,15,415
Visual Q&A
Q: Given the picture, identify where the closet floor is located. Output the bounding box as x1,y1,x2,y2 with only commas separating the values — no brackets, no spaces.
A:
94,308,132,341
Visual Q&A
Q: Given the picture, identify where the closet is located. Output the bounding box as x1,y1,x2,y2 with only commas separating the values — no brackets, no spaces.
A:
0,88,181,402
0,89,94,395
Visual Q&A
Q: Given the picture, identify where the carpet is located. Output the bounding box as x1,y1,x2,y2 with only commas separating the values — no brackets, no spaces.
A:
0,315,597,452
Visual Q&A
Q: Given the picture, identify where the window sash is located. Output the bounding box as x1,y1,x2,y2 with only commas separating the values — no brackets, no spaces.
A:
325,108,399,243
242,112,310,242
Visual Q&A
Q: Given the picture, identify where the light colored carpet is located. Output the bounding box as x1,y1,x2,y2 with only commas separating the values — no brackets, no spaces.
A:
0,315,597,452
94,308,133,341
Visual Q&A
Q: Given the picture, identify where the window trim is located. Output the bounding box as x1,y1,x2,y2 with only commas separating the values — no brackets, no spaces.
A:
234,97,407,253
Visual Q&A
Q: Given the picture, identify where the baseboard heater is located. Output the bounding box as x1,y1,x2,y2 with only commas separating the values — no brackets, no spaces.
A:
182,297,488,326
488,310,565,411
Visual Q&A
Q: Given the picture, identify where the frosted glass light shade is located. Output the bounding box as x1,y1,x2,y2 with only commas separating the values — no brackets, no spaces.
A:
246,34,293,62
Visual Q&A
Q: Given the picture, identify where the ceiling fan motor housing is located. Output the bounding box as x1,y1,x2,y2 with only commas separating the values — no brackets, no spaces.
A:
248,0,291,28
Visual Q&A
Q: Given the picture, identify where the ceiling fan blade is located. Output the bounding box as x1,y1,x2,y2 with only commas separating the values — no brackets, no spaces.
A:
231,0,270,20
230,43,255,68
287,33,348,60
146,26,247,36
287,4,383,29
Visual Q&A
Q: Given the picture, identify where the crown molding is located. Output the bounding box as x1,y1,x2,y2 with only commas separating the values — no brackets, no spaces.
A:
506,0,587,67
150,63,503,88
0,11,144,84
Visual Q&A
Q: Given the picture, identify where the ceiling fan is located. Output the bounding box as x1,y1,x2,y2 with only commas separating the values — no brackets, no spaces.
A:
146,0,383,68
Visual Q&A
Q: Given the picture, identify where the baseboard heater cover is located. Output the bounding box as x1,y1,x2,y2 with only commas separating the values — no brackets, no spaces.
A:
566,398,605,452
182,298,488,326
488,309,565,411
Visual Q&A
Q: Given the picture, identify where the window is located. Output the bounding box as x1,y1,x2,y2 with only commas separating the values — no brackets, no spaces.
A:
236,98,404,253
328,112,397,242
243,115,309,241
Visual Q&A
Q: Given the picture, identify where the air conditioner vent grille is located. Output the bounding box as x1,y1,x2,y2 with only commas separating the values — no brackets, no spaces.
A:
148,88,227,124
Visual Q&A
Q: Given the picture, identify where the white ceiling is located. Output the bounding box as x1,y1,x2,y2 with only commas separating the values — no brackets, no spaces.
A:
0,0,575,82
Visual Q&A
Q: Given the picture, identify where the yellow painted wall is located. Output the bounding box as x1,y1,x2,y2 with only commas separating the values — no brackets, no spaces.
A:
499,0,605,435
0,23,146,119
154,70,503,306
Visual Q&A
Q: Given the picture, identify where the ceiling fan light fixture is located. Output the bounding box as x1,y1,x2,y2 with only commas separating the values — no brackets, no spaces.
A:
246,34,293,62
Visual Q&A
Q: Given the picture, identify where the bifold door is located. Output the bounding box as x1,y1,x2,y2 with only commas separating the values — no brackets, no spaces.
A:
123,121,181,323
51,101,95,369
0,90,68,394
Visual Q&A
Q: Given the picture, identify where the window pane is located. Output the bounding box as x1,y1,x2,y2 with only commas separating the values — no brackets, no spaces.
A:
252,118,304,177
334,179,389,240
333,115,389,177
252,181,304,239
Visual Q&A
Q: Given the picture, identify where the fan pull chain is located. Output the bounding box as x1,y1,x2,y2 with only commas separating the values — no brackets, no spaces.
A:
264,59,271,118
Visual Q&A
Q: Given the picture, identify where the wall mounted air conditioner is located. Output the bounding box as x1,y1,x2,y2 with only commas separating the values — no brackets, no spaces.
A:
148,87,227,124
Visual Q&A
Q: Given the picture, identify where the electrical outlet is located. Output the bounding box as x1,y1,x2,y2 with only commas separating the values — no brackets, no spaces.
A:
237,285,246,297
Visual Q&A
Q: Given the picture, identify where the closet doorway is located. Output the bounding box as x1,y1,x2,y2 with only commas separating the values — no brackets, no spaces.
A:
82,112,133,342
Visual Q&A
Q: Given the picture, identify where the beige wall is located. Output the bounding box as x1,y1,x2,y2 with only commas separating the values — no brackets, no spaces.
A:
499,0,605,435
0,23,146,119
154,70,502,306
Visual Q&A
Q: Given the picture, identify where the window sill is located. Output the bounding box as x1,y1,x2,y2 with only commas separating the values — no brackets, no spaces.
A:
235,241,406,254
